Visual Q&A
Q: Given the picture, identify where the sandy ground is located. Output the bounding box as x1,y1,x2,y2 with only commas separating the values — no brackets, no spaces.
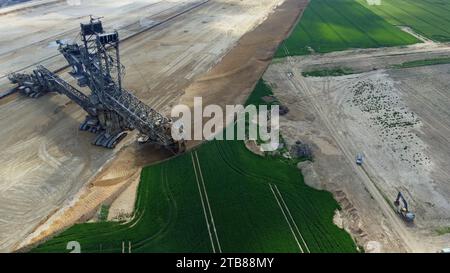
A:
18,0,309,252
0,0,305,252
107,172,141,222
0,0,197,85
265,44,450,252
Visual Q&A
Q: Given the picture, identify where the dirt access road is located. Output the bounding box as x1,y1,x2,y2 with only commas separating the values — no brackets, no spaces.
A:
265,43,450,252
0,0,306,252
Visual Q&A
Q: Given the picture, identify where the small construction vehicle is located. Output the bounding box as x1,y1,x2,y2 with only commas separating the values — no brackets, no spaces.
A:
394,192,415,223
356,153,364,165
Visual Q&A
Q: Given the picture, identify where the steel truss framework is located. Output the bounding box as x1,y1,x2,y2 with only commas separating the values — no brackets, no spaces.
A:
8,17,185,153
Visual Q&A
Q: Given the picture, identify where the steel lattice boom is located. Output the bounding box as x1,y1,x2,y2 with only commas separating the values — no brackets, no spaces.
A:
8,17,185,153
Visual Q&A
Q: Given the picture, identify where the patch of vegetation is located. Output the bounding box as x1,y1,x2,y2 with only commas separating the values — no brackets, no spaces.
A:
242,81,298,165
276,0,419,57
436,227,450,236
98,205,110,222
392,57,450,69
245,79,275,106
359,0,450,42
302,67,354,77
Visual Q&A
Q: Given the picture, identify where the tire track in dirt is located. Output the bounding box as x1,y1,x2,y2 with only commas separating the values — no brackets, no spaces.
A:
288,72,420,252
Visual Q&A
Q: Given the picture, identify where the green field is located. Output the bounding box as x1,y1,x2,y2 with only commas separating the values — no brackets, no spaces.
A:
33,140,356,253
276,0,419,57
360,0,450,42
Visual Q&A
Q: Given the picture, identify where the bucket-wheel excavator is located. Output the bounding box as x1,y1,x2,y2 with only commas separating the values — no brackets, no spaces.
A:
8,16,185,153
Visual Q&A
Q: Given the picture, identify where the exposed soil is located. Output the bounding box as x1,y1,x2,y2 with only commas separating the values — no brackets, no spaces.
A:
10,0,309,252
264,44,450,252
0,0,294,252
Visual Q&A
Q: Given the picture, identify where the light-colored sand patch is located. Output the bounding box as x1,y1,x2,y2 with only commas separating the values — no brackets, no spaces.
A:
107,172,141,222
